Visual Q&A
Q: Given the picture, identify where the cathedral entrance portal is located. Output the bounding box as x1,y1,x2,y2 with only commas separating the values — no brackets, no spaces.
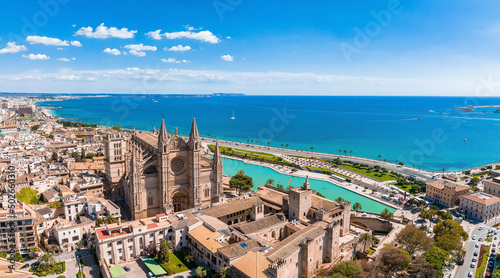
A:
172,192,189,212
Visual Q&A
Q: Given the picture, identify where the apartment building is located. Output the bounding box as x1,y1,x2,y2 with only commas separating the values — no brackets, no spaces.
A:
460,192,500,221
425,179,470,207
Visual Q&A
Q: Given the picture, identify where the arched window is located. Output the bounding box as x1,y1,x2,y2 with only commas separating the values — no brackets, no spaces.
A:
204,187,209,198
147,194,153,206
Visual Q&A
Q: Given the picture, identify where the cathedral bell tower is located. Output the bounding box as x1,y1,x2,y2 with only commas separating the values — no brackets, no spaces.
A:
213,139,224,202
189,117,201,207
158,119,171,213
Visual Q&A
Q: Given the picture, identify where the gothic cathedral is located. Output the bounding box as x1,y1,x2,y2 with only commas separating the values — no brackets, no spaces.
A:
104,118,224,220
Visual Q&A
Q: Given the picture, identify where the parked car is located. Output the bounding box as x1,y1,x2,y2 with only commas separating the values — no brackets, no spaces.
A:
474,251,479,256
124,265,130,271
30,262,39,268
472,235,477,240
472,258,477,262
471,262,476,268
148,272,155,278
468,272,473,277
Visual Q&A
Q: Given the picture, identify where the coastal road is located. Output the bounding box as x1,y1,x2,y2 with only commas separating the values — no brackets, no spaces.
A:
203,138,436,182
456,220,500,278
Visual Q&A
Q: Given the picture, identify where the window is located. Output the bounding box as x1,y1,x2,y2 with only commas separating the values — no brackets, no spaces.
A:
148,194,153,206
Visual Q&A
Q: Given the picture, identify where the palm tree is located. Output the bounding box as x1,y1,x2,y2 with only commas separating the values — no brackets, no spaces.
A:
380,208,393,222
310,146,314,151
267,141,271,145
285,143,289,148
359,233,373,252
185,254,193,264
338,149,342,155
377,154,381,161
217,267,228,278
343,150,347,155
281,144,284,147
441,168,446,174
335,197,345,203
353,202,362,213
349,150,352,156
266,179,275,186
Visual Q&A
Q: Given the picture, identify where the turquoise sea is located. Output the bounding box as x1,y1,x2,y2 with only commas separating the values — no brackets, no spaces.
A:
38,95,500,171
222,157,396,213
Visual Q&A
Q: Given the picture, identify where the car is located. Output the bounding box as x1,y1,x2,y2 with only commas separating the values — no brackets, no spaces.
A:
123,265,130,271
459,258,465,265
474,251,479,256
468,272,473,277
148,272,155,278
480,226,484,231
472,258,477,262
479,238,484,242
471,262,476,268
489,262,494,267
30,262,39,268
472,235,477,240
493,248,496,253
476,243,480,248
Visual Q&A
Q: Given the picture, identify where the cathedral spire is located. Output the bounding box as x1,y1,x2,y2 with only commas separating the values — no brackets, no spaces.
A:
189,117,200,141
214,139,221,164
159,118,168,143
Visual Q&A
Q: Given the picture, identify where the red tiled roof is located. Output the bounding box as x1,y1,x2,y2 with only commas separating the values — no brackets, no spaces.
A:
156,213,167,217
147,223,158,229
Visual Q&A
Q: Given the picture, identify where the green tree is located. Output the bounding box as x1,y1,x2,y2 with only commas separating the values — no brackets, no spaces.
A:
408,257,441,278
229,171,254,193
335,197,345,203
380,208,393,222
335,157,343,165
395,225,433,255
195,266,207,277
422,246,448,271
359,233,373,251
39,253,56,270
352,202,362,213
399,161,404,166
217,267,228,278
31,124,40,131
52,152,58,161
378,246,410,274
266,179,275,186
377,154,382,160
330,261,364,278
157,240,170,263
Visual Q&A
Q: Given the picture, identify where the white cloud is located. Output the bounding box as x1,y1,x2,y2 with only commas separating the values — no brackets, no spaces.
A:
0,42,27,54
165,45,191,52
124,44,157,57
57,58,70,62
221,55,234,62
103,48,121,55
145,30,162,40
161,58,189,63
22,54,50,60
183,25,202,31
71,24,76,27
163,30,220,43
75,23,137,39
26,35,69,46
71,41,82,47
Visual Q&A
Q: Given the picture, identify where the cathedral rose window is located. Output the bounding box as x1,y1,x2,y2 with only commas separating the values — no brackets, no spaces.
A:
171,157,186,175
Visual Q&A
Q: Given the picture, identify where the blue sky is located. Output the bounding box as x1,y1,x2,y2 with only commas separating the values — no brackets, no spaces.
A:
0,0,499,95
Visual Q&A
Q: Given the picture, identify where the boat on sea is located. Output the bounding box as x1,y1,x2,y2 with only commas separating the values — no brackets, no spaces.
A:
494,108,500,113
152,99,159,103
231,110,235,120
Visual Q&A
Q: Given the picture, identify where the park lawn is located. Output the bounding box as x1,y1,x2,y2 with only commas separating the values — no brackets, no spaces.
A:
209,145,298,168
16,187,40,204
156,251,197,275
308,166,352,179
337,164,397,181
475,246,490,278
391,183,413,194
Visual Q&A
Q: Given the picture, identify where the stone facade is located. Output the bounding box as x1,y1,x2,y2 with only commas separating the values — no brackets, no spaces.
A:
104,118,224,219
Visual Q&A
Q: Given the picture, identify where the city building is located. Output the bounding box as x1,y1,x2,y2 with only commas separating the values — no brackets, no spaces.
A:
425,179,470,207
459,192,500,221
0,202,39,255
483,179,500,197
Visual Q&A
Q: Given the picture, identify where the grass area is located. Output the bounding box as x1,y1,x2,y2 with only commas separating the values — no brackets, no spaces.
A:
486,238,493,242
337,164,397,181
471,171,491,178
18,117,34,121
16,187,41,204
30,262,66,277
208,145,300,169
366,248,376,255
308,166,352,179
475,246,490,278
391,182,412,193
155,251,197,275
